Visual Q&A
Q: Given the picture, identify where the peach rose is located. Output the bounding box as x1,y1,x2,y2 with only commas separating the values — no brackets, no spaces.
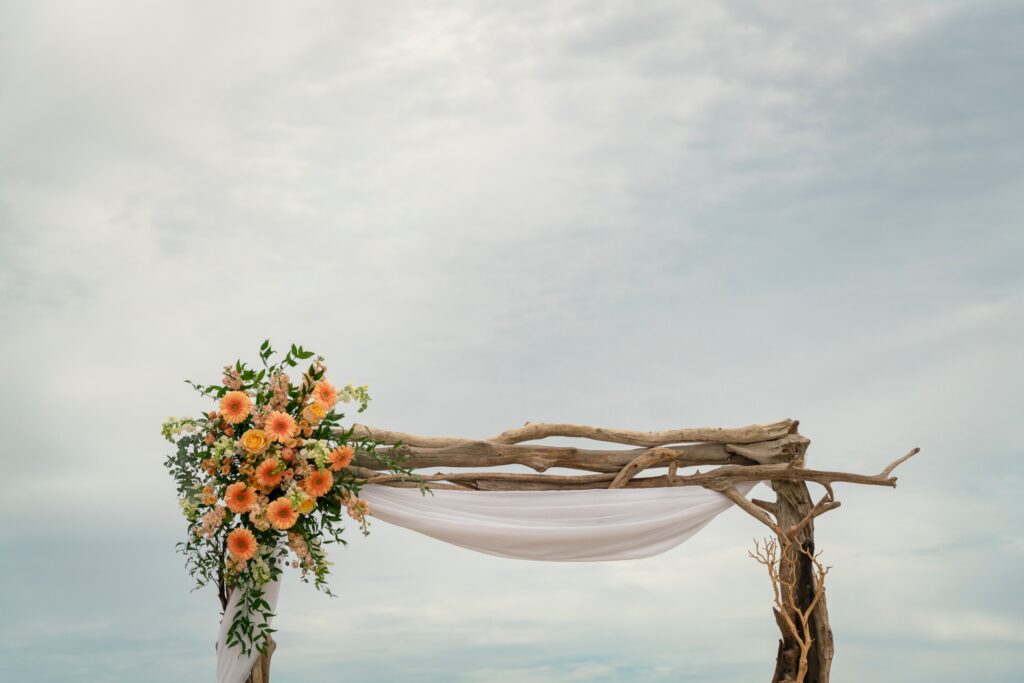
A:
302,403,327,424
240,428,271,455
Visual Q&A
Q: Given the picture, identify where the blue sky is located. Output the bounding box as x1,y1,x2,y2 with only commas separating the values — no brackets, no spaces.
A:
1,1,1022,681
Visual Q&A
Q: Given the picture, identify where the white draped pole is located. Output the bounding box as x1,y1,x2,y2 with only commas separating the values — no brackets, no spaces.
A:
217,576,281,683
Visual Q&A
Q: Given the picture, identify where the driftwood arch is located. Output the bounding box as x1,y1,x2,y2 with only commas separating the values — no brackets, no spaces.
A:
246,418,918,683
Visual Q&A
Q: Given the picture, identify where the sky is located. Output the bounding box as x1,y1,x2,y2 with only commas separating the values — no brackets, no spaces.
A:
1,0,1022,681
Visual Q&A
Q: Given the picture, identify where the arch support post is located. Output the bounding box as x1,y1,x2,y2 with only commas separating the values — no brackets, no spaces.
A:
244,636,275,683
770,480,834,683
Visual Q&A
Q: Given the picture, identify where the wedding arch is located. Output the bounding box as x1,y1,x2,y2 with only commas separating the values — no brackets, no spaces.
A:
162,346,918,683
231,418,918,683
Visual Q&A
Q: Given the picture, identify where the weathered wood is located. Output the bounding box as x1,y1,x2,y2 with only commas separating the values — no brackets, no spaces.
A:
490,419,796,446
348,419,796,448
354,441,744,473
352,440,751,473
358,449,915,493
726,434,810,466
244,635,275,683
771,481,834,683
352,435,808,473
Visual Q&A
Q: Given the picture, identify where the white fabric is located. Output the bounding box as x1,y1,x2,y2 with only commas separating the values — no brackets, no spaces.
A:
216,576,281,683
216,481,758,682
360,481,759,561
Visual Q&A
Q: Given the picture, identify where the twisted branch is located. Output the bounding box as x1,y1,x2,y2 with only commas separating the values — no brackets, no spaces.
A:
349,420,919,547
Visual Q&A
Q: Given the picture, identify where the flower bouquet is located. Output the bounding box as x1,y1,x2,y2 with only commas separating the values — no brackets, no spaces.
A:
162,341,412,655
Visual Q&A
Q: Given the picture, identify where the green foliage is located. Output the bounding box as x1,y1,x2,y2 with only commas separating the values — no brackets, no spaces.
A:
162,342,417,655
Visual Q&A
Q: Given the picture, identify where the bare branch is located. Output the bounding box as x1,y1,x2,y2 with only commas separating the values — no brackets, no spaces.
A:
351,439,760,473
752,537,831,683
880,447,921,479
491,419,796,446
609,447,679,488
715,486,781,534
788,494,841,537
361,459,916,492
752,498,780,515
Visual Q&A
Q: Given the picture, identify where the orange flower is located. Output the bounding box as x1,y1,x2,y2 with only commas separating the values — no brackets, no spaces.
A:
201,486,217,505
302,469,333,498
240,429,271,455
226,527,258,561
225,482,256,513
328,445,355,472
302,402,327,424
220,391,252,424
312,380,338,408
254,458,283,489
266,498,298,529
265,411,297,442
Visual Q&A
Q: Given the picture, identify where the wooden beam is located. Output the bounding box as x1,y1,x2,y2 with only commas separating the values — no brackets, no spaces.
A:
348,434,808,473
346,419,795,449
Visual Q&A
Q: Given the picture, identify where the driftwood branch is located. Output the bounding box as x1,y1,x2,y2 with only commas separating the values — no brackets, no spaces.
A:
351,419,796,448
789,495,841,538
751,538,831,683
716,485,781,534
359,450,921,493
349,432,809,474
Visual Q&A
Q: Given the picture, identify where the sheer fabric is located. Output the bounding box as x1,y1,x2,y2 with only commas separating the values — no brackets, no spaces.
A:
216,576,281,683
360,482,759,561
216,481,759,682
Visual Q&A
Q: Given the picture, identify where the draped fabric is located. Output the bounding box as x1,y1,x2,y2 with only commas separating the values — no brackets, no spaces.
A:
360,481,759,561
216,576,281,683
216,481,759,682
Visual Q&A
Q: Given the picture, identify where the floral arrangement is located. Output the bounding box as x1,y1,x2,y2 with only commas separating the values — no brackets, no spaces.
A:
162,342,411,655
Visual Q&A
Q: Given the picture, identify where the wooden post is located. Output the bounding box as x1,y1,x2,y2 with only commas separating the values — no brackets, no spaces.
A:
245,636,275,683
771,480,834,683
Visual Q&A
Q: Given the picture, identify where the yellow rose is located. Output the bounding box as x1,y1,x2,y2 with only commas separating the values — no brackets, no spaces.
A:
302,403,327,424
240,428,271,455
297,497,316,515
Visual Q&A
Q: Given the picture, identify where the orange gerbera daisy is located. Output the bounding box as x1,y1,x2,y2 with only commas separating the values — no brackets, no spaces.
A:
254,458,283,489
265,411,297,442
226,527,258,561
266,498,298,530
220,391,252,424
302,469,333,498
328,445,355,472
225,482,256,513
312,380,338,408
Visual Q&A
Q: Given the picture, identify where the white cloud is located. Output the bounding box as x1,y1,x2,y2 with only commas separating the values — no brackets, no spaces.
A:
2,1,1021,681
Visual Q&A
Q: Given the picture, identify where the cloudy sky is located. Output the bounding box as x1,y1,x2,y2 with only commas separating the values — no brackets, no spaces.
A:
1,1,1022,681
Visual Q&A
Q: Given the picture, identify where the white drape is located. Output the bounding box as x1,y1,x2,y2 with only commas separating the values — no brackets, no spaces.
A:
216,481,759,682
216,576,281,683
360,481,759,561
